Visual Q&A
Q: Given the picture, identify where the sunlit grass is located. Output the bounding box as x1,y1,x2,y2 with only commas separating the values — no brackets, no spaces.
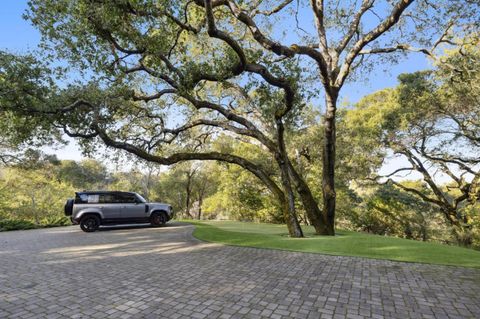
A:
188,220,480,268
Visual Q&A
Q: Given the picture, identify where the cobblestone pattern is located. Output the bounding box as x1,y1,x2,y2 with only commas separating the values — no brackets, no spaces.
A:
0,223,479,319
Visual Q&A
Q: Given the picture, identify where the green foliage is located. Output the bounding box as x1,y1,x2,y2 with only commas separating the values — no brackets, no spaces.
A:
0,217,70,232
200,140,282,222
0,51,61,148
202,164,280,222
342,45,480,247
349,183,439,240
0,164,75,225
0,155,112,231
0,219,38,231
56,159,109,189
1,0,478,247
40,215,71,227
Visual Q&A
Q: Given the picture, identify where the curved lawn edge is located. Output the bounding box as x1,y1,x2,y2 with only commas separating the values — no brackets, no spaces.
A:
187,220,480,269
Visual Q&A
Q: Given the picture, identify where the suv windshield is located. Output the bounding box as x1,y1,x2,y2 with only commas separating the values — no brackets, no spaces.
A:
135,193,147,203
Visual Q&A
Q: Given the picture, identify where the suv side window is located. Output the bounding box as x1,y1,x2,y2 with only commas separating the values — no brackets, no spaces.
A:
115,193,137,204
99,194,115,203
75,193,87,204
87,194,100,203
75,193,91,204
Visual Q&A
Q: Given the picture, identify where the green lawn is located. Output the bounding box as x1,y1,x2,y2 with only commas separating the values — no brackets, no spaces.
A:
187,220,480,268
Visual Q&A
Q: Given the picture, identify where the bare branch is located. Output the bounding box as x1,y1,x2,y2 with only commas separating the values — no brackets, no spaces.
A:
309,0,330,59
375,167,415,179
336,0,415,88
387,178,445,208
132,89,177,102
359,44,433,56
336,0,375,55
253,0,294,16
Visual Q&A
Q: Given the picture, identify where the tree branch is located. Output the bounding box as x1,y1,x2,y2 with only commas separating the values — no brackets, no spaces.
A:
91,122,285,202
253,0,294,16
335,0,414,88
336,0,375,55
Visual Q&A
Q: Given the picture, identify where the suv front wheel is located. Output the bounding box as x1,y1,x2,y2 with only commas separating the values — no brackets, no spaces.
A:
150,212,166,227
80,215,100,232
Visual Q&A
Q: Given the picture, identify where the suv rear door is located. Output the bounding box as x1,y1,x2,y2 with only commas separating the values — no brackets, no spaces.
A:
99,193,121,221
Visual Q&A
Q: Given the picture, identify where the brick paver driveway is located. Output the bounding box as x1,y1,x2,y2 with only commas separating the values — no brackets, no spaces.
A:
1,222,479,319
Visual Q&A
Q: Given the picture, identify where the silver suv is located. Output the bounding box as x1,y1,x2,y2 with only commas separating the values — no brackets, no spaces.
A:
64,191,174,232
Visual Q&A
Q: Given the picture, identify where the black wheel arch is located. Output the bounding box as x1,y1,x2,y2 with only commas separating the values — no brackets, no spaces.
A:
80,213,103,222
151,209,168,216
150,210,169,227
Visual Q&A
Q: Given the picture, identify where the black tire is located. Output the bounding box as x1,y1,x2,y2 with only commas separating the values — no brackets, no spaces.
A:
150,212,167,227
80,215,100,232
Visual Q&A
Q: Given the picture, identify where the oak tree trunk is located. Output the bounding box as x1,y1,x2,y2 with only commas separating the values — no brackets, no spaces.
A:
321,92,338,236
185,169,196,219
197,184,205,220
276,120,304,238
279,162,304,238
287,164,330,234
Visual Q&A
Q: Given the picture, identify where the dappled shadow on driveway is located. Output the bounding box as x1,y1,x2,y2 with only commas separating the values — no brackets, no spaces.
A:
98,223,174,232
98,223,153,231
0,222,479,318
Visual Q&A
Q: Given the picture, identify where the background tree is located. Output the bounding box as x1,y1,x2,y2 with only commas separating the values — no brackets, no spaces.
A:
56,159,110,190
202,162,281,222
0,152,74,227
193,165,217,220
345,44,480,245
352,183,438,241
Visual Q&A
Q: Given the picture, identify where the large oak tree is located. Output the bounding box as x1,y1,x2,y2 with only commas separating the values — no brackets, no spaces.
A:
2,0,478,236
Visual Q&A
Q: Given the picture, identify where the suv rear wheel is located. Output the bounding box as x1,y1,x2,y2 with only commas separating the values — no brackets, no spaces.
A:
150,212,166,227
80,215,100,232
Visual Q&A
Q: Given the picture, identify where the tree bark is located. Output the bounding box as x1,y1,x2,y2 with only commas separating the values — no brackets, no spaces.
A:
185,169,195,219
276,120,304,238
321,91,338,236
287,163,330,234
197,183,205,220
185,190,191,218
278,160,304,237
143,165,154,200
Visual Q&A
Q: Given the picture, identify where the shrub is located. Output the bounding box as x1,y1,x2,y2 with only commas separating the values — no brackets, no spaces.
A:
0,219,38,231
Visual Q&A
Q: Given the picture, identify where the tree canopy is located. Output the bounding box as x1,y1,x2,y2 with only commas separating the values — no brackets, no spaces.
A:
345,44,480,245
0,0,479,239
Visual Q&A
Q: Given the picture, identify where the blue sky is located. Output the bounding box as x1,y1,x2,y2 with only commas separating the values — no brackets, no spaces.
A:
0,1,431,176
1,2,40,52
